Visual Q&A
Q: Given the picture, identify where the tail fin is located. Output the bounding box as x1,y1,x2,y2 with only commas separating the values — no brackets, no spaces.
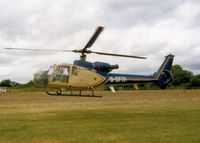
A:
155,54,174,89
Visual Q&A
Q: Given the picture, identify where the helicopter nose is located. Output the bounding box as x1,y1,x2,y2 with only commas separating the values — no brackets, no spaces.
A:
33,70,48,87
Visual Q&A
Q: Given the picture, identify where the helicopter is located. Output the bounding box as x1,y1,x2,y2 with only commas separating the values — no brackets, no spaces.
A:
5,26,174,96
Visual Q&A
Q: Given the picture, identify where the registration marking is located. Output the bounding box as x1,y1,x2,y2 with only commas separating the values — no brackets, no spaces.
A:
109,77,127,83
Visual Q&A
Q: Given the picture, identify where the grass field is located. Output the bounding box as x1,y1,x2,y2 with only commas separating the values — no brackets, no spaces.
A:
0,90,200,143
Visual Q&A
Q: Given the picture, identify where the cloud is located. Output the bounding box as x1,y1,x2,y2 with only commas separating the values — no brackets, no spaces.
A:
101,0,184,27
1,0,200,82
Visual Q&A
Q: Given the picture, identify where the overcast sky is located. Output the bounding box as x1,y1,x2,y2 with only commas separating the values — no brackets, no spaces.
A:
1,0,200,83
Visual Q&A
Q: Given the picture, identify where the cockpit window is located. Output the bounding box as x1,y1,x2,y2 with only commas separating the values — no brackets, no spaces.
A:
53,74,68,82
48,67,54,75
52,66,70,83
55,66,70,75
48,67,54,81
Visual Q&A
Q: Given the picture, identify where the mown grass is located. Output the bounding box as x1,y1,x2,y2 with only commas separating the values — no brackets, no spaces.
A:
0,90,200,143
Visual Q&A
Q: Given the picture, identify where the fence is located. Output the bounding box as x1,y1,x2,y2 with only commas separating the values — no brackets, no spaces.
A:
0,87,9,93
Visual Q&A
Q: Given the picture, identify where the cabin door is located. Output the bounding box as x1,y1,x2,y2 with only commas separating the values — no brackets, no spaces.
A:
48,66,70,87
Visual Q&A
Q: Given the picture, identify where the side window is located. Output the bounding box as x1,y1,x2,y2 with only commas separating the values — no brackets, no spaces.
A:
63,67,70,75
53,66,70,82
48,67,54,75
54,74,68,82
55,66,70,74
48,67,54,81
72,66,78,75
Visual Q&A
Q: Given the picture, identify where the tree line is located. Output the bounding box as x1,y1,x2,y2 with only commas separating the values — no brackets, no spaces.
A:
0,80,34,88
171,64,200,89
1,64,200,90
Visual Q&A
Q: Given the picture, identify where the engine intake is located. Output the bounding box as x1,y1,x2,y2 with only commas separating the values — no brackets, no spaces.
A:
93,62,119,75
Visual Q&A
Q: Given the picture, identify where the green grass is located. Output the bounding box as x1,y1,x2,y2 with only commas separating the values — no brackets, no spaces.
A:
0,90,200,143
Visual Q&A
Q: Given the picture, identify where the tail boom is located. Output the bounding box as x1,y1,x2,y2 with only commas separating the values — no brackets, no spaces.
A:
102,54,174,89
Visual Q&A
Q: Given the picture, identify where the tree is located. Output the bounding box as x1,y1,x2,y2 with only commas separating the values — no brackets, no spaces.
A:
190,74,200,88
0,79,12,87
171,65,193,86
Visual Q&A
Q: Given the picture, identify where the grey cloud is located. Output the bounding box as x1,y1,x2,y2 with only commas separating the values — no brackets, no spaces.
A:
0,54,12,64
101,0,185,28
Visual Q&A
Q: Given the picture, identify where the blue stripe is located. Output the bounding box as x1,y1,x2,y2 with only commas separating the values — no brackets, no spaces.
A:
103,73,156,85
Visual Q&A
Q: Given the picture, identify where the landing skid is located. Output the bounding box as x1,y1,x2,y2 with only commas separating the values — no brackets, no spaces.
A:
46,89,102,98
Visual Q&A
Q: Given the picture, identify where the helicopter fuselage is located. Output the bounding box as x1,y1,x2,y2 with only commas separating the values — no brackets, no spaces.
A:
33,54,174,91
34,64,154,89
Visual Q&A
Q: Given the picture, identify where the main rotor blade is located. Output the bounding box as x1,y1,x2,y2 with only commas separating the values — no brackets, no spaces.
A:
91,51,147,59
5,48,73,52
83,26,104,50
